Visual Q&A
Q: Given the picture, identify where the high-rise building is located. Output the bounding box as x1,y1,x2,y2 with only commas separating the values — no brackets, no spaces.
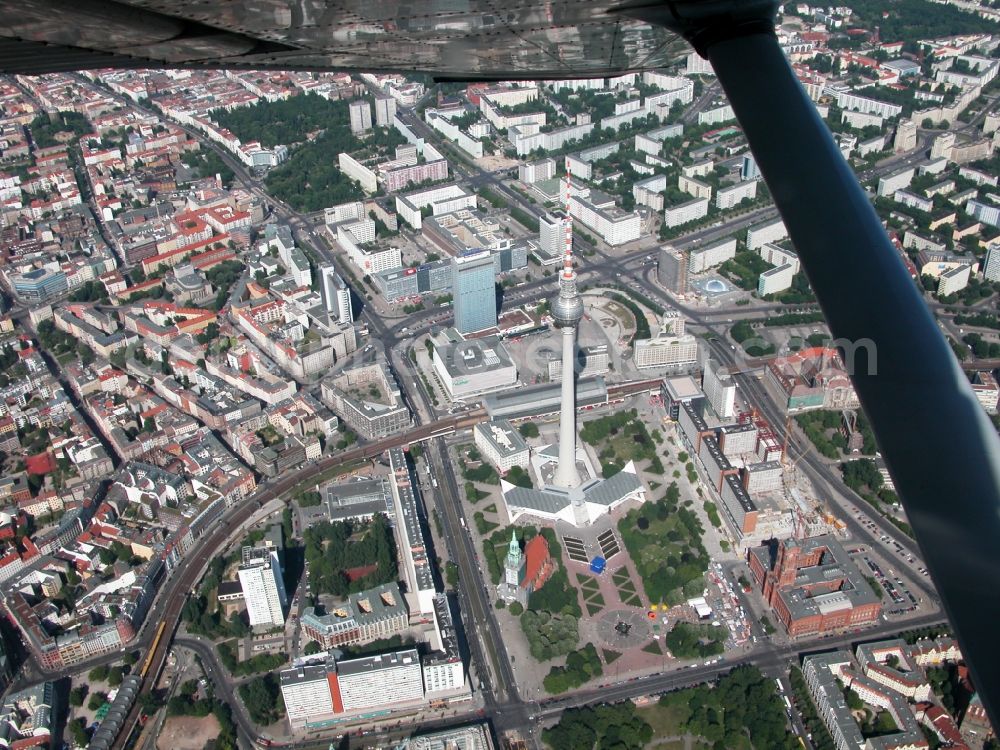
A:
658,246,688,293
633,312,699,370
279,649,425,729
538,212,568,262
703,360,736,418
983,243,1000,282
334,649,425,711
374,94,397,127
741,153,761,181
894,120,917,153
320,265,353,324
350,100,372,133
281,664,334,727
519,158,556,184
238,544,287,627
452,251,497,334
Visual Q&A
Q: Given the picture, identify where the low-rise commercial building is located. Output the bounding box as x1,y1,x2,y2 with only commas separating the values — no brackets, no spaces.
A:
474,420,529,473
323,478,394,523
300,582,408,650
320,361,412,440
432,334,517,401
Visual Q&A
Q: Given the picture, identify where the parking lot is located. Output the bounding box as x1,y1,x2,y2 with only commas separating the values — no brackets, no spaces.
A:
859,553,921,616
848,503,927,578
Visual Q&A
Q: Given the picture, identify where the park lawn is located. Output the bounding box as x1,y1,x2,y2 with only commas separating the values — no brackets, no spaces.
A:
606,300,635,330
614,574,643,606
612,568,632,586
642,640,663,655
602,649,621,665
586,601,604,616
616,576,636,593
618,489,709,606
648,741,687,750
637,703,689,739
473,512,499,534
580,409,662,477
629,514,687,575
579,576,600,594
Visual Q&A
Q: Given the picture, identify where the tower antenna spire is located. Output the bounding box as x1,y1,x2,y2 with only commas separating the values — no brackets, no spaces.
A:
551,158,583,489
563,159,575,278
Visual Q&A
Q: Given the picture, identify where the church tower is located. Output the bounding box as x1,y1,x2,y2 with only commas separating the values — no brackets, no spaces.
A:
504,530,523,587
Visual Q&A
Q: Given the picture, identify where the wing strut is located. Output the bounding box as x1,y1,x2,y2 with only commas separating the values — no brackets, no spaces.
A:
621,0,1000,729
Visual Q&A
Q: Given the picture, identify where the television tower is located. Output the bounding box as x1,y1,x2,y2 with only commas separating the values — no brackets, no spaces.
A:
551,166,583,488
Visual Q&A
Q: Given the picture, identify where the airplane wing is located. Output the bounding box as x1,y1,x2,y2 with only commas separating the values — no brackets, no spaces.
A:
0,0,692,77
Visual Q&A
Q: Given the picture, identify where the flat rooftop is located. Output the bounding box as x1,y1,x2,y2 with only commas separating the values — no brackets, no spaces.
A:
664,375,701,401
336,647,421,676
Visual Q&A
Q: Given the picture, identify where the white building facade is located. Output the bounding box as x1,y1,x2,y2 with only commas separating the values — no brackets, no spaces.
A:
238,547,287,627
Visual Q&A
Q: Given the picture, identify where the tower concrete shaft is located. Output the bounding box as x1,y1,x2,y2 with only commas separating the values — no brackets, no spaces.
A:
552,324,581,488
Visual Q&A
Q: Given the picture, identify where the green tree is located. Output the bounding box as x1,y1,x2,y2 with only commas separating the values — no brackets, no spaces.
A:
69,684,89,706
505,465,533,488
846,687,864,710
88,691,109,711
108,666,124,687
518,422,540,438
238,674,285,725
68,718,89,748
445,561,459,588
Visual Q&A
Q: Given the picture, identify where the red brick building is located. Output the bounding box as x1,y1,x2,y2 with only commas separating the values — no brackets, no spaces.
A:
521,535,556,596
748,534,882,637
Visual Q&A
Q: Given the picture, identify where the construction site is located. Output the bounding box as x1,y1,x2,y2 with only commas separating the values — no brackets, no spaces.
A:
666,372,846,552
